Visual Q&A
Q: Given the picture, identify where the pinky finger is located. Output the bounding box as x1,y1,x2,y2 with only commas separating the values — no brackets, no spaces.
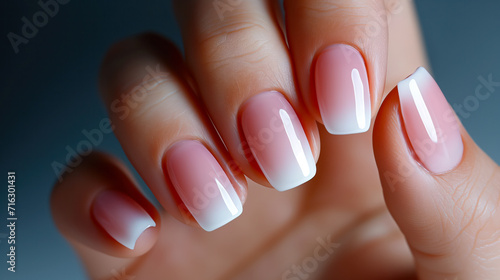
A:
50,152,160,278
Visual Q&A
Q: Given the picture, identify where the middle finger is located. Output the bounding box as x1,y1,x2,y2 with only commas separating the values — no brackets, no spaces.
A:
174,0,319,191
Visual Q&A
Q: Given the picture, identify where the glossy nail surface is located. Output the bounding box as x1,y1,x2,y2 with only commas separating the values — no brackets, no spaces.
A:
315,44,371,134
241,91,316,191
92,190,156,250
398,67,463,173
166,140,242,231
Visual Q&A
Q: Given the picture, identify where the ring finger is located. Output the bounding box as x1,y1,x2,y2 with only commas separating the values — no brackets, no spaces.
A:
99,34,246,231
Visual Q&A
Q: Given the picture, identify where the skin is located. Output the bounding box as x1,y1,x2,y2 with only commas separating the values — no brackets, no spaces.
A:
50,1,500,279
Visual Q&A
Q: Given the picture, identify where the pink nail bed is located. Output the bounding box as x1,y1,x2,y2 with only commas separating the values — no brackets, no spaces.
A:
92,190,156,250
315,44,371,134
241,91,316,191
166,140,242,231
398,67,463,173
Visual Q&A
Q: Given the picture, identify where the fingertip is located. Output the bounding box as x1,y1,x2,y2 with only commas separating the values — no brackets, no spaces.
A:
91,189,160,254
315,44,373,135
164,140,244,231
50,152,160,259
285,0,389,136
238,91,318,191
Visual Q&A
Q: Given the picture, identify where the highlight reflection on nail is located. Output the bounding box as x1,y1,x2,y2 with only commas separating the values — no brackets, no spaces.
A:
408,79,438,143
280,109,311,178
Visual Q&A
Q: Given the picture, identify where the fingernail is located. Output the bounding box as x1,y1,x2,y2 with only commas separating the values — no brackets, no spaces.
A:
166,140,242,231
240,91,316,191
315,44,371,134
92,190,156,250
398,67,464,173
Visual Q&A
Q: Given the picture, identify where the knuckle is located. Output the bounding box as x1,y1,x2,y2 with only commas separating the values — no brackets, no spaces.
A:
112,74,188,123
291,0,388,43
297,1,351,17
129,79,183,122
196,16,273,71
295,0,383,20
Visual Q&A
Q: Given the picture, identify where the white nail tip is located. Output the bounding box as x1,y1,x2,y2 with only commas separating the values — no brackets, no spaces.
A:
92,190,157,251
197,191,242,232
118,218,156,250
192,178,242,232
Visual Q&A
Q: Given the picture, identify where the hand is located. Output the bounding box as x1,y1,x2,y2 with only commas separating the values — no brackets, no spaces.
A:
50,1,500,279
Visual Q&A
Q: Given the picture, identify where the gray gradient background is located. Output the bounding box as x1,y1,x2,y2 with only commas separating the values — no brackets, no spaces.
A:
1,0,499,279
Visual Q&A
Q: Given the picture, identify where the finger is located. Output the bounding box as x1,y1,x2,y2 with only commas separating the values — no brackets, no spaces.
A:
99,33,246,231
50,152,160,279
174,0,319,191
374,67,500,279
284,0,390,135
385,0,428,90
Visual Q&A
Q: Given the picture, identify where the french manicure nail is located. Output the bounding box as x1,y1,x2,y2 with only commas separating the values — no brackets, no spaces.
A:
92,190,156,250
398,67,463,173
315,44,371,134
166,140,242,231
241,91,316,191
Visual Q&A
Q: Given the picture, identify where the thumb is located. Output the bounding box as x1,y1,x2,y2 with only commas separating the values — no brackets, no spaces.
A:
373,67,500,279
